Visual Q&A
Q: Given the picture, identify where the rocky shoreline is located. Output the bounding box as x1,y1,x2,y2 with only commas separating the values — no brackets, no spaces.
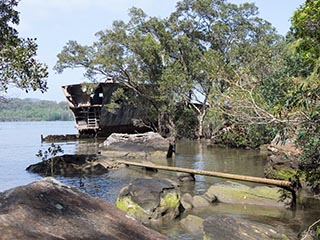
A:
2,132,319,239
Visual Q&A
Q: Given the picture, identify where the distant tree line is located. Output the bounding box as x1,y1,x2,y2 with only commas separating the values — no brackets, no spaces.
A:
0,98,73,121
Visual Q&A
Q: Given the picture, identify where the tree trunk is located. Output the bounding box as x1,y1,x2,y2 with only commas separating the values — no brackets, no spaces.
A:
197,111,206,139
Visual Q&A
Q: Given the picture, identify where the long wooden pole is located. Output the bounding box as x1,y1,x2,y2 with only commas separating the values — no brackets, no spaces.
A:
118,160,292,188
119,160,296,208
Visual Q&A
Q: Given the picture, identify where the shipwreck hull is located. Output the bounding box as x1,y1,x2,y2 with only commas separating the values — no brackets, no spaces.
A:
62,82,151,137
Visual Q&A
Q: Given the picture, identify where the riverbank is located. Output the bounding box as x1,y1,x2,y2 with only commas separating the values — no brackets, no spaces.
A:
0,122,319,239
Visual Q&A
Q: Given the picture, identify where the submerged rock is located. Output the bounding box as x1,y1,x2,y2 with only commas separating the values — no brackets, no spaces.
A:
180,215,204,234
116,178,181,224
203,215,290,240
26,154,122,176
0,178,167,240
41,134,78,142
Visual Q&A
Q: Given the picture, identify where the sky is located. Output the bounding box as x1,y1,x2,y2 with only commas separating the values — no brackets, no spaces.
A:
5,0,305,102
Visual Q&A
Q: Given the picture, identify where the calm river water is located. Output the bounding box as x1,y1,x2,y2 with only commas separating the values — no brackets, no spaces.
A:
0,121,319,239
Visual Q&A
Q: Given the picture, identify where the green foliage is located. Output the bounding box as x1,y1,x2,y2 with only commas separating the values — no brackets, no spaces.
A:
296,109,320,192
284,0,320,192
292,0,320,50
36,143,64,161
0,0,48,93
175,107,198,139
36,143,64,176
212,123,276,149
0,98,73,121
55,0,283,140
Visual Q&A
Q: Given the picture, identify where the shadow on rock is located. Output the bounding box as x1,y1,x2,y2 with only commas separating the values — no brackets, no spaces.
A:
26,154,123,177
116,178,181,225
0,178,167,240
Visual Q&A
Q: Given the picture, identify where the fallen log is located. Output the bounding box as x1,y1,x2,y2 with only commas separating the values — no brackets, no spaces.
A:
118,160,297,208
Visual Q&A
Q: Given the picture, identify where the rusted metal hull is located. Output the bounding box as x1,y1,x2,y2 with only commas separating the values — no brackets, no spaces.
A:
62,82,151,137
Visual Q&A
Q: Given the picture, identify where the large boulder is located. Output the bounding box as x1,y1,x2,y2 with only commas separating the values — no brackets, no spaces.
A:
205,181,290,207
203,215,290,240
265,143,300,180
26,154,122,176
0,178,167,240
116,178,181,224
101,132,169,151
99,132,174,159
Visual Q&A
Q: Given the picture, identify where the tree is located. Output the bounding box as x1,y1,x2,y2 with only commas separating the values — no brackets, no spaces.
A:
56,7,203,137
287,0,320,193
168,0,284,142
55,0,285,142
0,0,48,94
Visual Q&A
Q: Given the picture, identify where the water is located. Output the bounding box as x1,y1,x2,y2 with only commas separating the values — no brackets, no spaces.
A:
0,121,78,190
0,121,319,239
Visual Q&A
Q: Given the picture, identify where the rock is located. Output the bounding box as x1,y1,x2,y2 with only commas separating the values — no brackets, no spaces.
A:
180,215,204,234
181,193,193,211
116,178,181,224
203,189,217,203
205,181,290,207
0,178,167,240
101,132,169,151
192,195,211,208
177,172,195,182
181,192,217,210
203,215,289,240
26,154,121,176
99,132,171,160
264,143,300,180
41,134,79,142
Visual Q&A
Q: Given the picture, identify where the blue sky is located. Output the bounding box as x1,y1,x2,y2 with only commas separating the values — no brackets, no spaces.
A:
5,0,305,102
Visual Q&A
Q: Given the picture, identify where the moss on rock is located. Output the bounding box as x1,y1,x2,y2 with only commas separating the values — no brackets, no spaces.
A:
116,196,148,220
160,192,180,208
206,182,290,207
116,178,181,224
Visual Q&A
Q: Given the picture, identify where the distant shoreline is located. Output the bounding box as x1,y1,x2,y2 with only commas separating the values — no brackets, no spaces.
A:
0,98,73,121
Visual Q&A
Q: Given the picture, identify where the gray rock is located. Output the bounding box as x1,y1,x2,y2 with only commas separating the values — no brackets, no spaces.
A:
180,215,204,234
26,154,120,176
203,190,217,203
205,181,289,207
264,143,300,181
192,195,211,208
99,132,172,160
0,178,167,240
177,172,195,182
203,215,289,240
116,178,181,224
101,132,169,152
181,193,193,211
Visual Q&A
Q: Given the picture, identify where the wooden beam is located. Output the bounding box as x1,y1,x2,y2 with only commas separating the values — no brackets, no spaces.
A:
119,160,291,188
119,160,296,208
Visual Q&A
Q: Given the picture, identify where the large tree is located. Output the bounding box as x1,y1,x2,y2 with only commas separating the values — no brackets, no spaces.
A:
0,0,48,95
168,0,284,142
55,0,284,141
287,0,320,192
55,8,188,137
